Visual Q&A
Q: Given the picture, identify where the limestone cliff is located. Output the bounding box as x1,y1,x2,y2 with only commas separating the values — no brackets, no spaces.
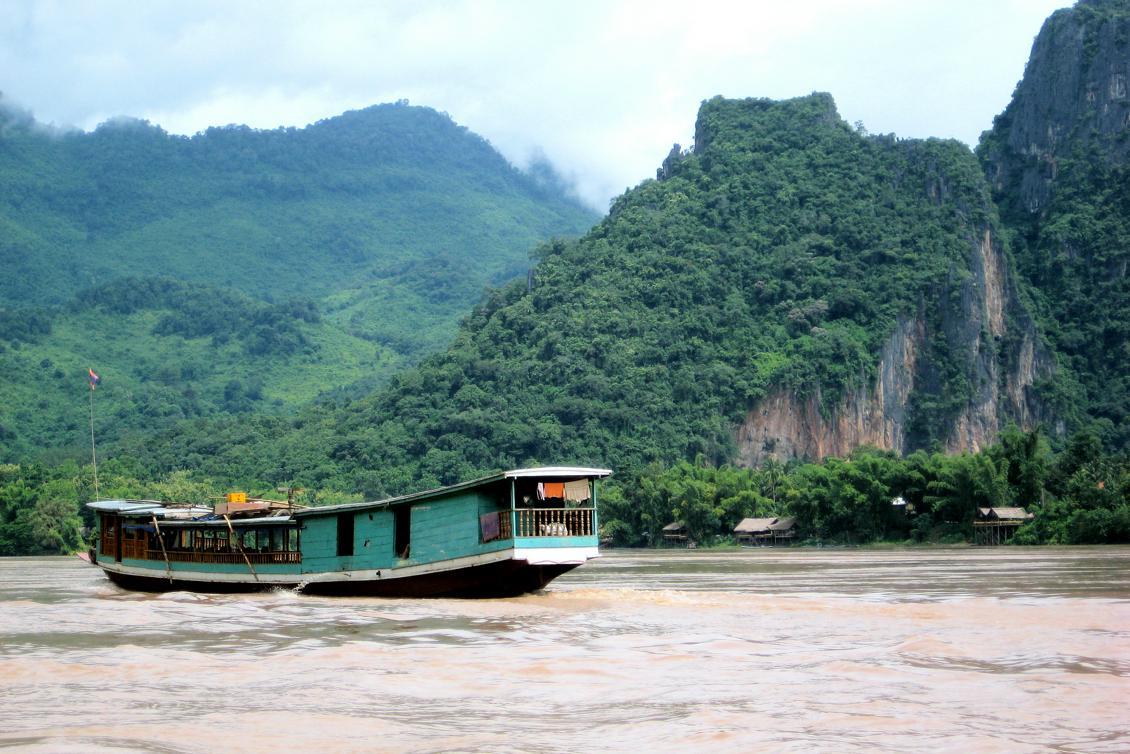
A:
737,225,1054,465
738,1,1130,463
980,0,1130,214
979,0,1129,448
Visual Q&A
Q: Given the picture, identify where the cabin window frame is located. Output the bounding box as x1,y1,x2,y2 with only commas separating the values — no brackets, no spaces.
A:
394,505,411,559
336,513,355,557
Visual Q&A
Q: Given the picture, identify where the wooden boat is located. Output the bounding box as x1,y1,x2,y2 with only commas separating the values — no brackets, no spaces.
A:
85,466,611,597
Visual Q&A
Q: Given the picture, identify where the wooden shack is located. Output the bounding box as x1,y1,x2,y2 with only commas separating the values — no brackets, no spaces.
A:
662,521,689,546
974,507,1034,545
768,516,797,544
734,516,796,546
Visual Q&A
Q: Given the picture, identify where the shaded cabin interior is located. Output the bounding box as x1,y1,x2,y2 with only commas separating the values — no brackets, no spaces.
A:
95,503,302,566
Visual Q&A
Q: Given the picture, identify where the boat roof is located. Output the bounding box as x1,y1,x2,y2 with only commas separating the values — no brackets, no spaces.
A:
157,515,296,528
86,499,295,526
87,467,612,521
501,466,611,479
86,500,215,519
293,466,612,518
87,500,167,514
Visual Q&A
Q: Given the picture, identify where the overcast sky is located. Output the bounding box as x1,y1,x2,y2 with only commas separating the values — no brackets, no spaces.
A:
1,0,1067,209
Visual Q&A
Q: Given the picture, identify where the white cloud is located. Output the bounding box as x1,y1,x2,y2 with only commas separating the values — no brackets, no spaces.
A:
0,0,1067,209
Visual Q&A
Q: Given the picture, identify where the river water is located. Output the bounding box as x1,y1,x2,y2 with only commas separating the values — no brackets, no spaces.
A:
1,548,1127,753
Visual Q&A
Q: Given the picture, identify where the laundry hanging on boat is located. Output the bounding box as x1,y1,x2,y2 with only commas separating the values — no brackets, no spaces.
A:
564,479,589,502
542,481,565,499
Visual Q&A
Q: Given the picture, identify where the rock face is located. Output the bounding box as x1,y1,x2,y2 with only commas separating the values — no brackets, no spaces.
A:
978,0,1130,449
738,1,1130,464
980,1,1130,213
737,226,1054,465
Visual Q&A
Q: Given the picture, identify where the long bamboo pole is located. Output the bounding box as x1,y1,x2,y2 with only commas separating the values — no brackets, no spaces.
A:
89,386,99,498
224,514,259,582
151,514,173,584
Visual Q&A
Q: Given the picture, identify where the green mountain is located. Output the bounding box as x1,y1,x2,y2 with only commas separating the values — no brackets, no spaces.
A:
115,91,1061,496
4,1,1128,555
120,0,1130,497
0,100,594,308
7,1,1125,497
978,0,1130,448
0,101,597,459
0,278,392,460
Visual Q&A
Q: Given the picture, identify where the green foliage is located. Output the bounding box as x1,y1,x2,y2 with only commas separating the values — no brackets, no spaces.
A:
597,429,1128,547
0,101,595,460
4,424,1127,556
0,102,595,311
108,95,1021,495
601,458,778,545
977,3,1130,449
0,280,392,460
0,462,84,554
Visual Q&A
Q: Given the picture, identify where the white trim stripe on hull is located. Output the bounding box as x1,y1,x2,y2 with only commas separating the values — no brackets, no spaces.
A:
97,546,600,586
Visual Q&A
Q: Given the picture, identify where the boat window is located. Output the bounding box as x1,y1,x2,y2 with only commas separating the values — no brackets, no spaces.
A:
394,506,411,559
514,480,539,507
337,513,354,557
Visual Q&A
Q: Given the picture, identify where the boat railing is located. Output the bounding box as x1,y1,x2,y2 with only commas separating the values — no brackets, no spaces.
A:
144,549,302,565
515,507,595,538
122,540,147,559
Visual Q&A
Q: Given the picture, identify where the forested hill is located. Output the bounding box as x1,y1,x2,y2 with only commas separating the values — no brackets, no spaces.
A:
5,1,1128,554
0,101,597,460
0,100,594,308
118,92,1061,496
977,0,1130,448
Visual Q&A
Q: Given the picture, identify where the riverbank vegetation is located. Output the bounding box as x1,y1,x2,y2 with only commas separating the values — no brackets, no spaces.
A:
599,428,1128,547
2,427,1125,556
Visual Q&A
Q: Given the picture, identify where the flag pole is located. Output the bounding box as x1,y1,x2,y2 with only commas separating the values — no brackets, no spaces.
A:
89,375,99,499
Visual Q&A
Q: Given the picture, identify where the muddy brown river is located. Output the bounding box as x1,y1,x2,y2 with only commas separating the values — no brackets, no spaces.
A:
1,547,1127,752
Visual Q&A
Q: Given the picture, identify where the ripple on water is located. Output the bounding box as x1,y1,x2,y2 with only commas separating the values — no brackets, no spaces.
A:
0,549,1128,753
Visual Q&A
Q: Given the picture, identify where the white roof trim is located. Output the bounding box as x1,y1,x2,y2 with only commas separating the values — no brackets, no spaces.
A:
504,466,612,479
87,500,166,513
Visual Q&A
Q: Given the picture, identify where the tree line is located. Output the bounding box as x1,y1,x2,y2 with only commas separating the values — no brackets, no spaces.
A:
2,426,1125,556
599,428,1128,547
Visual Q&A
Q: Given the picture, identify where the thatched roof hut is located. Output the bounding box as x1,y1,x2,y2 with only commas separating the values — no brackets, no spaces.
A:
733,517,777,535
768,516,796,533
734,516,796,546
977,507,1034,521
662,521,688,544
974,507,1034,545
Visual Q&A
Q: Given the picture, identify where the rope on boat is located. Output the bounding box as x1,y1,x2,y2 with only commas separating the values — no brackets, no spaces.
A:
224,514,260,583
151,514,174,584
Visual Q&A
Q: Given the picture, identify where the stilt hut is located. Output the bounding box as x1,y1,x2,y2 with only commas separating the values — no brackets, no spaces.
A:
662,521,689,546
974,507,1033,545
767,516,797,545
734,517,796,546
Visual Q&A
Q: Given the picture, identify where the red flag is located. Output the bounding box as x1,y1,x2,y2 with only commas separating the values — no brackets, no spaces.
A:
88,368,101,390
